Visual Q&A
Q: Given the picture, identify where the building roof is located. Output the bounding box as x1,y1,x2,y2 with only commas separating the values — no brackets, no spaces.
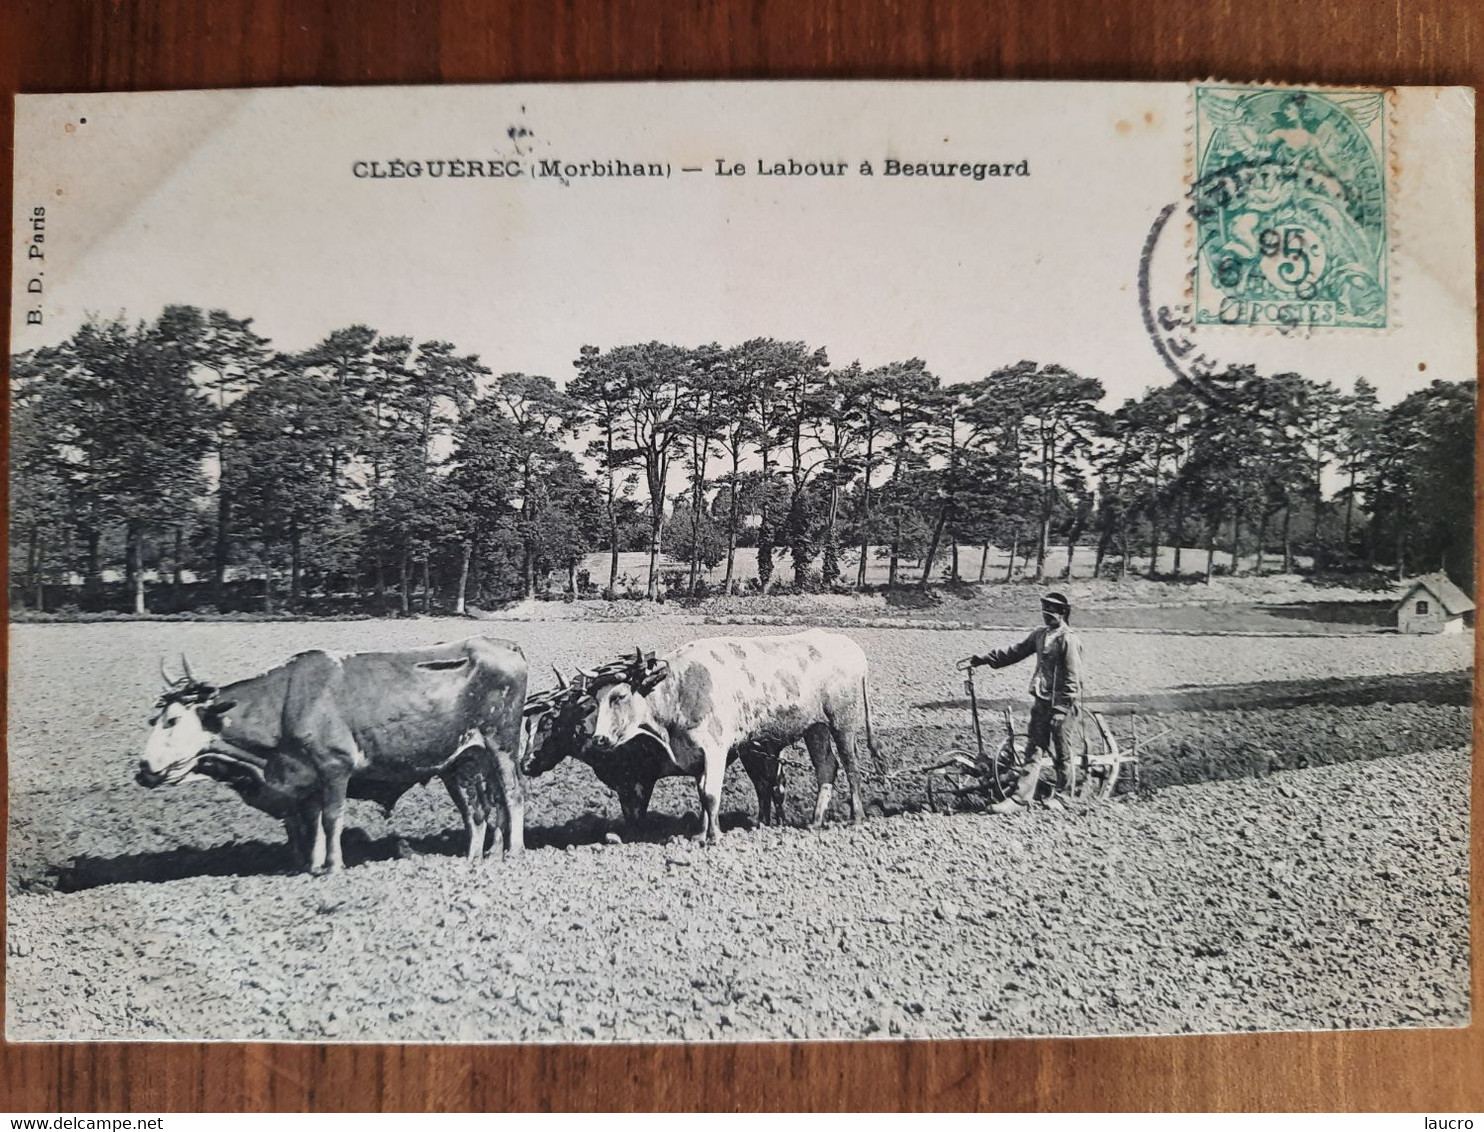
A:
1393,572,1475,616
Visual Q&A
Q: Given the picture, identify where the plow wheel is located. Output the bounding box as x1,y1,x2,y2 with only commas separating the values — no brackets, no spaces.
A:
1074,711,1124,800
985,734,1027,804
924,752,983,814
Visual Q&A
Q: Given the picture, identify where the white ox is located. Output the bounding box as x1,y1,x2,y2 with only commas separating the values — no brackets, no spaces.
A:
587,629,880,842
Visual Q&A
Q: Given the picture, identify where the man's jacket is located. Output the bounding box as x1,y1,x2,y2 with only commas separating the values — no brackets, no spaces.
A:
982,625,1083,707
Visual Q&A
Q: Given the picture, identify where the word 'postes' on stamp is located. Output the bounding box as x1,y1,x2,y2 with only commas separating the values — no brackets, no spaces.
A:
1193,85,1389,330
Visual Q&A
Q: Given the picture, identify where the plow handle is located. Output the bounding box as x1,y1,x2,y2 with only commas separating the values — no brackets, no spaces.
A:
965,666,986,762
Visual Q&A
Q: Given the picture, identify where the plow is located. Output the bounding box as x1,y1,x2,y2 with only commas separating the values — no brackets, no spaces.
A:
923,657,1142,812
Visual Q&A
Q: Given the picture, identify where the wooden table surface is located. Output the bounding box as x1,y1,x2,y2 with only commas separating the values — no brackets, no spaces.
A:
2,0,1479,1113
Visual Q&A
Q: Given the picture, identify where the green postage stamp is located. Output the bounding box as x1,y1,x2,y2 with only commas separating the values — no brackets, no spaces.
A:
1192,84,1390,329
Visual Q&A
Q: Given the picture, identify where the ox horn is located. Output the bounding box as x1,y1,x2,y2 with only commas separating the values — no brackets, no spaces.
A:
159,655,174,687
553,666,569,690
180,653,195,683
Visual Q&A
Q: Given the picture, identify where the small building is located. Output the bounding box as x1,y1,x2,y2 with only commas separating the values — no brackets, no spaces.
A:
1393,572,1474,635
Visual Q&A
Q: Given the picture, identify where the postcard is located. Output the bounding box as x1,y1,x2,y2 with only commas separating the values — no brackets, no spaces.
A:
7,81,1474,1042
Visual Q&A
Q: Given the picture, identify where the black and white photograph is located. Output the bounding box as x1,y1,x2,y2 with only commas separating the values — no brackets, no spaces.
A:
6,81,1475,1043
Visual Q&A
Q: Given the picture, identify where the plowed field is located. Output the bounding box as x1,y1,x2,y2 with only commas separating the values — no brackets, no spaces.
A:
5,619,1472,1041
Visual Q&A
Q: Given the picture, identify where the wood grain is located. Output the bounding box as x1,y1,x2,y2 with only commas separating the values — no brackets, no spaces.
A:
2,0,1479,1112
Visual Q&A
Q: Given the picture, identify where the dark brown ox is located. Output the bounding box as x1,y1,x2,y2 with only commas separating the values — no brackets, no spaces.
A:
587,630,880,842
136,638,527,874
521,666,805,830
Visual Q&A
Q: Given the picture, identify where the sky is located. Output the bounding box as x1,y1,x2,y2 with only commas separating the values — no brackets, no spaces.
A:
11,83,1475,410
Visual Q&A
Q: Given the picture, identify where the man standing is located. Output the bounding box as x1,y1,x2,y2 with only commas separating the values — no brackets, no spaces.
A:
969,590,1084,810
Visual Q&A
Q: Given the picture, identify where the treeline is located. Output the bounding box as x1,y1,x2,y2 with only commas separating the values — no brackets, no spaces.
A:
8,306,1475,614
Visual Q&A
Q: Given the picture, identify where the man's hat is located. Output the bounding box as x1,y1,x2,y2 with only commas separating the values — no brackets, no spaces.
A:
1041,591,1071,614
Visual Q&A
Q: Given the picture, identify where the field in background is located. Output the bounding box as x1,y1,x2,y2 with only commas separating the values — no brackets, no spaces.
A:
506,568,1405,637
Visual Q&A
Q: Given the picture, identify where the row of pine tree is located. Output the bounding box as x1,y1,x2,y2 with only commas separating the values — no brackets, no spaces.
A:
9,306,1474,614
